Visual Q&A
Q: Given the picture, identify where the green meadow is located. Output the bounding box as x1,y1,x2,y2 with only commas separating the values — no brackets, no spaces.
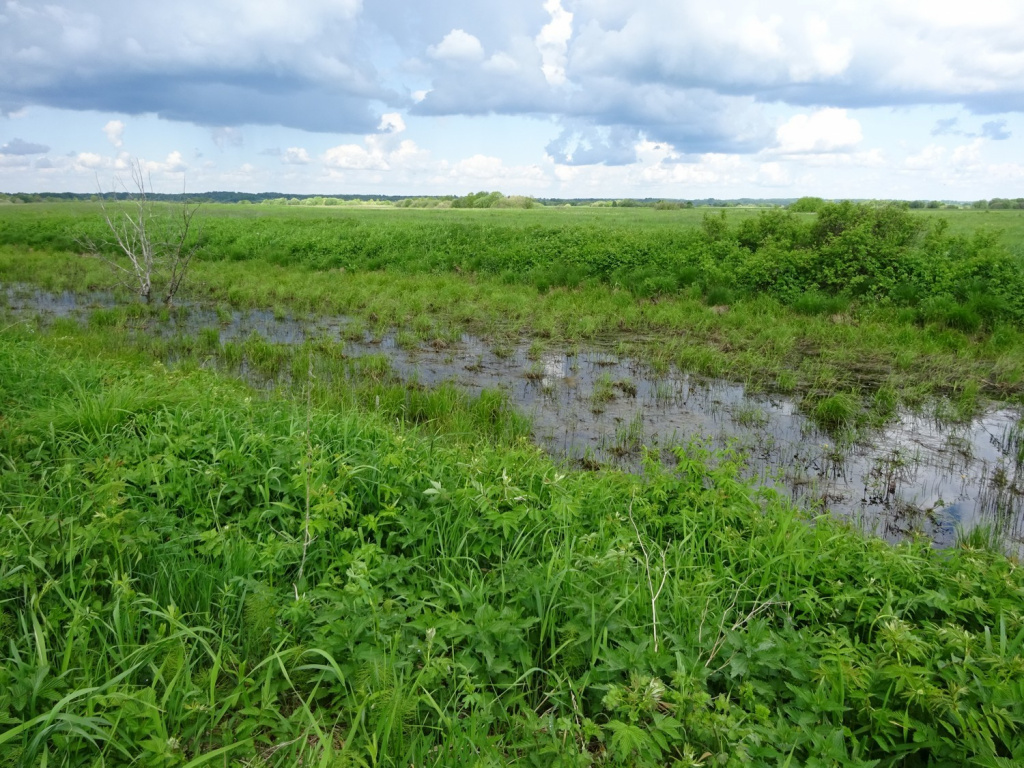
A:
1,201,1023,766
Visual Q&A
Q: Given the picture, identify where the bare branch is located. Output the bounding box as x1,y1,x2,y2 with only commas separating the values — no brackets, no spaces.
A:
80,158,200,306
628,494,669,654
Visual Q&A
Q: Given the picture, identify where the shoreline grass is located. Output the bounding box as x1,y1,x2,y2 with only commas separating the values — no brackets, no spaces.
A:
4,199,1024,426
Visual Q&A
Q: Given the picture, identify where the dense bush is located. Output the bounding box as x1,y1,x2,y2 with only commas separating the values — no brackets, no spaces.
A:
787,196,827,213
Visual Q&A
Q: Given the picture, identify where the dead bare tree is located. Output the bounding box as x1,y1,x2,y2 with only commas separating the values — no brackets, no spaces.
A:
83,158,201,307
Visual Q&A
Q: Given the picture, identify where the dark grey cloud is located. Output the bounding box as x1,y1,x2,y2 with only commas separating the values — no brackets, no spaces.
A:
1,138,51,155
2,0,1022,167
0,0,398,133
414,62,772,159
565,83,772,155
9,70,389,134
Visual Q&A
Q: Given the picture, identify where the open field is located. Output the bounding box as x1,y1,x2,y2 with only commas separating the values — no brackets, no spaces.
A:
2,202,1024,765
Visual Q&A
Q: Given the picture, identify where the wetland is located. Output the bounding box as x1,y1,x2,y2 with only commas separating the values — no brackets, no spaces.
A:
3,201,1023,767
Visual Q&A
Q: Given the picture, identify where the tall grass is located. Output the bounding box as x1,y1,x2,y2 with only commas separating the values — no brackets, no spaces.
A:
1,328,1022,766
2,202,1024,322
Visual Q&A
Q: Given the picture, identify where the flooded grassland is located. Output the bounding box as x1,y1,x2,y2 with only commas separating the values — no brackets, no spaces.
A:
6,283,1021,552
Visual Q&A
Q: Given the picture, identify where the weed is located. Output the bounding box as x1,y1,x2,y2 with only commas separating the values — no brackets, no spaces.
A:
955,523,1005,553
792,290,850,316
807,392,859,432
776,370,797,393
591,373,617,412
199,326,220,351
733,403,769,428
615,378,638,397
613,411,646,455
705,285,733,306
395,329,419,349
492,341,515,359
653,380,675,403
524,362,545,380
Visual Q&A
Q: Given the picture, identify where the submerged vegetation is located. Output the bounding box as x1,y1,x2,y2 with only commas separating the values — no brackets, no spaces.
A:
2,200,1024,764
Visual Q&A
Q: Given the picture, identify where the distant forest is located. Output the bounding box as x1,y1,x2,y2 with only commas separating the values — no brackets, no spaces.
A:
0,189,1020,209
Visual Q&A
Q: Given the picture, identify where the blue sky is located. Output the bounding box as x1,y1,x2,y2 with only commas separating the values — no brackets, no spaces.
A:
2,0,1023,199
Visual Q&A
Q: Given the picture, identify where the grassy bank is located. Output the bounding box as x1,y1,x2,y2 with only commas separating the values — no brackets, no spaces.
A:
1,323,1023,766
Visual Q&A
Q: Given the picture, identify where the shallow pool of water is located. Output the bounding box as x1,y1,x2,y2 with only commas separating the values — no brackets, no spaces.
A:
5,284,1021,552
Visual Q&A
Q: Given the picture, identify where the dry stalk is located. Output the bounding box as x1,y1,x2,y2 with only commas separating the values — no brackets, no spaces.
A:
297,357,315,587
627,494,669,654
704,588,789,672
81,158,201,306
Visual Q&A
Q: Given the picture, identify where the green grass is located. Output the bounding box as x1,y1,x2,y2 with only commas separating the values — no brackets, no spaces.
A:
1,322,1023,766
806,392,860,432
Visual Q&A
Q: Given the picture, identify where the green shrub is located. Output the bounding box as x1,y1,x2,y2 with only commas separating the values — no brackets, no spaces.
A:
705,285,734,306
2,201,1024,327
788,196,826,213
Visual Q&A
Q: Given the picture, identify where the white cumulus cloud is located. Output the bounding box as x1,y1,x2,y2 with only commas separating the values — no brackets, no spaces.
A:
378,112,406,133
776,109,862,154
428,29,484,61
103,119,124,148
282,147,311,165
536,0,573,86
143,150,187,174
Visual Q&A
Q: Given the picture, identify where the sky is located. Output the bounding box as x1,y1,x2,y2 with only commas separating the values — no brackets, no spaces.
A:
2,0,1024,199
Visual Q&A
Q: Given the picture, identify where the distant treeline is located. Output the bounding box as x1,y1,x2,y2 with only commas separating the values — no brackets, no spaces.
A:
0,190,692,208
1,190,1018,209
0,191,408,205
970,198,1024,210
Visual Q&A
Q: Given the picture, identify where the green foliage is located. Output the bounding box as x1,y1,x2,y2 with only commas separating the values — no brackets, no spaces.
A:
789,196,827,213
792,290,850,316
705,285,734,306
1,328,1022,766
806,392,860,431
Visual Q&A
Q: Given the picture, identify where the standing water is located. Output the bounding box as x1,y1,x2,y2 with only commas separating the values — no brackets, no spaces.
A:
4,284,1021,552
